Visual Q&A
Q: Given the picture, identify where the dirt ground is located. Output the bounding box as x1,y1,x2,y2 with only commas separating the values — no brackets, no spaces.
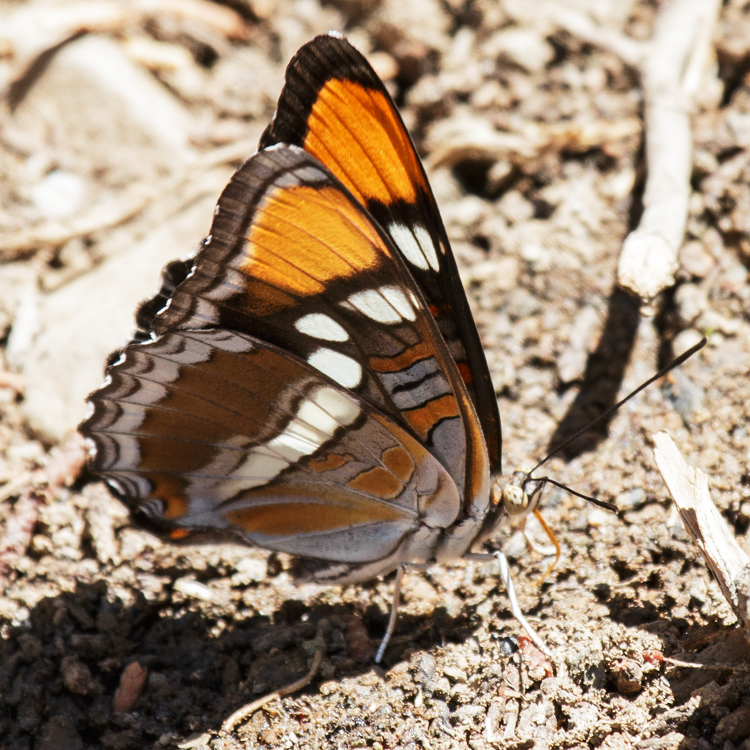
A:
1,0,750,748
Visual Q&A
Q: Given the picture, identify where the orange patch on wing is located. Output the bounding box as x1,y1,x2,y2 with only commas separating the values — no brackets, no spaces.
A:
404,394,460,438
160,493,189,520
143,474,189,520
304,79,427,206
456,361,473,384
239,185,390,313
225,487,406,535
347,466,403,500
306,452,354,473
369,342,432,373
169,528,191,540
381,445,414,483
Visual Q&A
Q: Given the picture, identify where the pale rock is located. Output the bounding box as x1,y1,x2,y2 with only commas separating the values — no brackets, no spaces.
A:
11,35,196,188
483,28,554,74
17,191,225,441
31,170,86,219
675,283,708,326
679,240,716,278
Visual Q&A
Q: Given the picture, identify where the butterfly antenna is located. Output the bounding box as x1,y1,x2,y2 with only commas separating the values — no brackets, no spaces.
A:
528,337,707,477
542,478,618,512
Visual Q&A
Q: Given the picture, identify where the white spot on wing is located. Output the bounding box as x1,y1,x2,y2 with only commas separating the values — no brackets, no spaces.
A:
346,286,415,324
269,432,317,461
381,287,416,321
312,386,360,426
217,386,361,495
218,449,290,495
389,223,428,270
106,478,128,496
295,313,349,342
414,225,440,270
83,436,97,457
308,348,362,388
389,223,440,271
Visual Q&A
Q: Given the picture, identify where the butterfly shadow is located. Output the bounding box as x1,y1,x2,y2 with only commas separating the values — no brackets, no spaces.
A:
2,572,487,746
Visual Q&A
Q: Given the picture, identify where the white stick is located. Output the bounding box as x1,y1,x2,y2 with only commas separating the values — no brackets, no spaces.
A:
617,0,721,301
555,0,721,302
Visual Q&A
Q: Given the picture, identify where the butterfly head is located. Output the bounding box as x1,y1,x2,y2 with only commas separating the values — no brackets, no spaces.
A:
492,470,544,518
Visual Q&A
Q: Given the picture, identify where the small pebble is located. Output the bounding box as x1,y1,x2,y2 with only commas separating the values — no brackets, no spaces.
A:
616,488,646,510
368,51,399,81
113,661,148,712
173,576,217,602
675,283,708,326
230,557,267,585
61,656,94,696
32,170,86,219
433,677,451,697
643,650,663,665
442,665,468,683
680,240,716,278
715,704,750,743
148,672,170,693
588,507,614,528
613,658,642,695
672,328,707,358
497,190,534,224
483,28,553,73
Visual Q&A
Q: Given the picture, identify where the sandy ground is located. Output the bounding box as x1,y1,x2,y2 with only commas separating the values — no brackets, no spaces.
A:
1,0,750,748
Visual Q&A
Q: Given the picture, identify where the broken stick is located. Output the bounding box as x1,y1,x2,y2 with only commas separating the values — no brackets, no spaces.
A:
653,431,750,631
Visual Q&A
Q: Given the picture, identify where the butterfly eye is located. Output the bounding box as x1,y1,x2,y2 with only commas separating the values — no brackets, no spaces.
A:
502,484,529,515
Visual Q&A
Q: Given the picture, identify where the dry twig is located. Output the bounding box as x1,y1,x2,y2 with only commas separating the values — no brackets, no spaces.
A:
556,0,722,302
653,431,750,630
219,625,326,735
426,116,640,171
0,0,248,66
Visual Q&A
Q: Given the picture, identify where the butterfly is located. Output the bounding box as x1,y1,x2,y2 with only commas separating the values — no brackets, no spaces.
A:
80,32,549,661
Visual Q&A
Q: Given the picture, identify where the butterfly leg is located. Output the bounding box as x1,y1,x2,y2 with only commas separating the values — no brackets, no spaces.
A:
518,516,557,558
375,562,433,664
517,477,562,583
464,551,550,656
530,508,561,586
375,566,404,664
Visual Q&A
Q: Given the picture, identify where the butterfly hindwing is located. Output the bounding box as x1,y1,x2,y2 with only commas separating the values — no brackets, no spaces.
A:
82,327,463,582
259,33,502,473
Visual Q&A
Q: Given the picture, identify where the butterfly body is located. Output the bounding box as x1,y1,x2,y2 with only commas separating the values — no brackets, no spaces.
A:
81,33,512,590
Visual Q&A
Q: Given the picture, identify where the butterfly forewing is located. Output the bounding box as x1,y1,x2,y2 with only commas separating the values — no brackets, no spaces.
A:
259,33,502,473
150,146,488,512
